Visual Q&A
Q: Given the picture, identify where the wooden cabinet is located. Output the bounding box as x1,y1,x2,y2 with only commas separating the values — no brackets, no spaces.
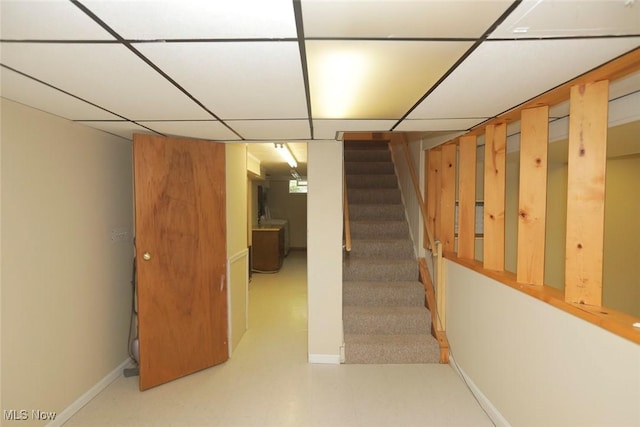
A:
252,227,284,272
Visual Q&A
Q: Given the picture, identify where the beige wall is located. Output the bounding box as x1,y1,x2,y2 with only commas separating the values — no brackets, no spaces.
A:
446,260,640,427
472,124,639,317
534,136,639,317
226,144,249,352
602,156,640,316
1,99,134,425
262,179,307,249
307,141,343,362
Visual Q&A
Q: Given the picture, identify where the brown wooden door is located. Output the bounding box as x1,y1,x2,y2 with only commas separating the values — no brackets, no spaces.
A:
133,134,228,391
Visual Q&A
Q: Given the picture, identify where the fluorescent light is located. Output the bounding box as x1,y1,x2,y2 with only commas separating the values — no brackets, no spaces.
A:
274,143,297,168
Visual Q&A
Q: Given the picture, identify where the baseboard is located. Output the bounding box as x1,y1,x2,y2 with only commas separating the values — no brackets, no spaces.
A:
308,353,341,364
47,358,134,427
449,355,511,427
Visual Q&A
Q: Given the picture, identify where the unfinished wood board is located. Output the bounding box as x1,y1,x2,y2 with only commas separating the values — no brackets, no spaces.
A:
428,148,442,243
440,143,457,252
565,80,608,306
457,135,477,260
517,105,549,285
483,122,506,271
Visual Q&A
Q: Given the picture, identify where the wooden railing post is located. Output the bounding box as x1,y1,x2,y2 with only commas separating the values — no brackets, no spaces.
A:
517,106,549,285
343,159,351,253
440,144,457,253
483,122,507,271
426,148,441,248
565,80,609,306
457,135,477,260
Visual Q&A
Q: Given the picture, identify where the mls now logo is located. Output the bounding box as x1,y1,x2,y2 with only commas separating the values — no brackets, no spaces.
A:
3,409,57,421
3,410,28,421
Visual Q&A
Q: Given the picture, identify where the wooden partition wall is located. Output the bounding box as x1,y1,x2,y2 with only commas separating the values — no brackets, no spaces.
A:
423,48,640,343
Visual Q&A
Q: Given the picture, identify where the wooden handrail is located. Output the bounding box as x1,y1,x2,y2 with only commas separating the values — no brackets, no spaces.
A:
396,134,437,253
343,161,352,252
419,258,449,363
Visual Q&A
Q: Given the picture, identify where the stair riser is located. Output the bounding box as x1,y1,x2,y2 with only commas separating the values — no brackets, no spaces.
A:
343,312,430,335
344,150,391,162
345,162,395,175
350,222,409,239
349,240,414,259
344,141,389,150
343,261,418,282
343,288,424,307
346,174,397,189
349,204,405,221
344,341,439,364
348,189,401,204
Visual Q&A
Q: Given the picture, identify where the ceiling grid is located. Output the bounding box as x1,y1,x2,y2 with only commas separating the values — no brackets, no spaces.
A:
0,0,638,174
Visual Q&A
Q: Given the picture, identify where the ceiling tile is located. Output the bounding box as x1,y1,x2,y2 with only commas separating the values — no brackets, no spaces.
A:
301,0,513,38
313,119,396,140
395,118,488,132
229,120,311,140
77,121,153,140
81,0,297,39
307,40,473,119
490,0,640,39
136,42,308,120
0,67,121,121
0,0,114,40
0,42,213,120
137,120,241,141
406,38,640,120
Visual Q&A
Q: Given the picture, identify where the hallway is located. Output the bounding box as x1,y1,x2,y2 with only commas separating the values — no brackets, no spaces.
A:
65,251,492,426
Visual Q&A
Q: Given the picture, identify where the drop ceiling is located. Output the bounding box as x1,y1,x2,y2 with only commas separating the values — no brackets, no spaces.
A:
1,0,639,176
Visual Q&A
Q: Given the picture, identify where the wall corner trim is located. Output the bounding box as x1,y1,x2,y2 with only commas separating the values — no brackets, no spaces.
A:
47,358,134,427
449,355,511,427
308,354,341,364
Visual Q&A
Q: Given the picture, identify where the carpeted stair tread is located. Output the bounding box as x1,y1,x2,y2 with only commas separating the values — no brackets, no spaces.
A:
344,141,389,150
343,281,425,307
348,188,402,204
350,220,409,239
342,142,439,364
343,334,440,364
349,204,405,221
343,306,431,335
344,149,391,162
349,239,415,259
346,174,398,189
343,258,418,282
345,162,395,175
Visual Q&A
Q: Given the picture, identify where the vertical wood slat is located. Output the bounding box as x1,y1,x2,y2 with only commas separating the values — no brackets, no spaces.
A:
457,135,477,259
517,106,549,285
483,122,507,271
440,143,457,252
565,80,609,306
428,148,442,242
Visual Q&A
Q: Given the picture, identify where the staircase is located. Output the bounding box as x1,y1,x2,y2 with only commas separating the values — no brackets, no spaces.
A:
343,141,440,364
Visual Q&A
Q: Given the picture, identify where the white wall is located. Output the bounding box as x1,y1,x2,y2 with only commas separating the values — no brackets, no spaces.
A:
306,141,343,363
1,99,134,426
226,144,248,353
391,141,424,258
446,260,640,427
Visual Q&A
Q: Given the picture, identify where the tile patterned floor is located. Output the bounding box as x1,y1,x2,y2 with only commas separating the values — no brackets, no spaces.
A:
65,251,493,427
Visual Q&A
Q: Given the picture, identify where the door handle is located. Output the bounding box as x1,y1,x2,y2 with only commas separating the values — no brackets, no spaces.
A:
142,252,152,261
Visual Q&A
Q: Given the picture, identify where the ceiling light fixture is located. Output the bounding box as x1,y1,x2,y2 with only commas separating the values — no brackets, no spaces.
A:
274,143,297,168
